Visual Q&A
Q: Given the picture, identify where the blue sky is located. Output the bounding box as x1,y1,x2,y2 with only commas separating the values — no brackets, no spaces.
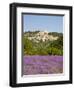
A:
23,14,63,33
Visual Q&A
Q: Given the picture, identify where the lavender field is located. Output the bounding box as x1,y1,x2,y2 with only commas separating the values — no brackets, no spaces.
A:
23,55,63,75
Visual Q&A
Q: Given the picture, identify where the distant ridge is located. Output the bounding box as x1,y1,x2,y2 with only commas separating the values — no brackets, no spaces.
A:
24,31,59,43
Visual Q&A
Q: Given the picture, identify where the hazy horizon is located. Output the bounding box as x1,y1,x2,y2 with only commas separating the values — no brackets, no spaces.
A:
24,30,63,34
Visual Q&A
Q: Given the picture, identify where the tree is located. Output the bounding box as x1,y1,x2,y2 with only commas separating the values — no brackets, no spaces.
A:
24,37,33,55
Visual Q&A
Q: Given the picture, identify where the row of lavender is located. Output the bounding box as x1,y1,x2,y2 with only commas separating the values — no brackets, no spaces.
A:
23,55,63,75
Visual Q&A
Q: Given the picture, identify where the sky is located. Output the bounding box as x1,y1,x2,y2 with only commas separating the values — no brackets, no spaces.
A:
23,14,63,33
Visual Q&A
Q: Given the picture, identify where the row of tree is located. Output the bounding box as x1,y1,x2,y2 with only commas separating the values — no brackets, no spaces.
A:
23,34,63,55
